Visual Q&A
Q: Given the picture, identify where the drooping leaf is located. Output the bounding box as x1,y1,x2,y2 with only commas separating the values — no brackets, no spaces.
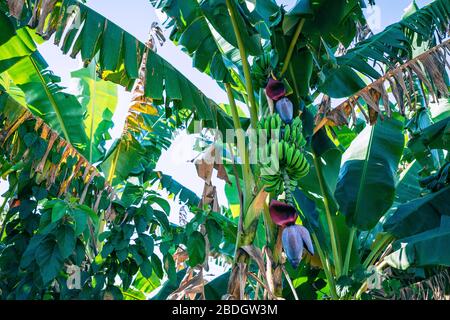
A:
0,26,88,149
338,0,450,80
6,1,236,133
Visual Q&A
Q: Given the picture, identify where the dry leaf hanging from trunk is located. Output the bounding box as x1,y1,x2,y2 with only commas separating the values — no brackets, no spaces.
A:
195,144,230,211
167,268,206,300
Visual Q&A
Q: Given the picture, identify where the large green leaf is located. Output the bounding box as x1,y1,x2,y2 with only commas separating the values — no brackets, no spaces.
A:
282,0,363,51
0,14,36,73
385,215,450,270
6,0,236,133
318,65,367,98
0,14,88,149
384,186,450,239
132,271,161,295
186,231,206,267
71,62,118,162
298,129,342,216
156,172,200,206
200,0,262,57
395,160,423,204
335,117,405,230
150,0,234,83
408,117,450,156
3,52,88,149
100,135,146,185
35,238,64,284
0,12,16,46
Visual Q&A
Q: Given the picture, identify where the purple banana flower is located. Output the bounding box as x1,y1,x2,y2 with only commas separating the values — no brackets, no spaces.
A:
269,200,298,227
265,78,286,101
282,225,314,269
275,97,294,124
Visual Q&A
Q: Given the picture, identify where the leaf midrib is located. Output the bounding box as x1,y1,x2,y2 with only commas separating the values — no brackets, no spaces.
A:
354,124,376,219
29,56,71,143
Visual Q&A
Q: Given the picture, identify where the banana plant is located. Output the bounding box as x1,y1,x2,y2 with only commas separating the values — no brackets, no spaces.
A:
0,0,450,301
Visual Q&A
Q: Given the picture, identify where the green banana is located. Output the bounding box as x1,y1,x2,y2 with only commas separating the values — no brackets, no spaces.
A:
270,116,276,131
283,141,289,163
294,155,310,177
263,175,283,193
290,149,302,169
292,127,298,144
278,141,284,163
265,118,271,132
284,124,291,142
286,144,295,166
259,118,266,129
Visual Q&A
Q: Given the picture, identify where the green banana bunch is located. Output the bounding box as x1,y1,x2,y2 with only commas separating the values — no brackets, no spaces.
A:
281,117,306,149
259,113,282,135
251,52,277,89
258,115,310,195
261,174,284,194
277,140,310,180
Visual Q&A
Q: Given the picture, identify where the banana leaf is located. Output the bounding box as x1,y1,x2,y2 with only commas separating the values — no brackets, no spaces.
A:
71,62,118,163
150,0,235,83
338,0,450,80
408,117,450,155
100,135,146,185
335,117,405,230
395,160,423,204
4,0,236,133
0,13,88,150
157,173,201,206
384,185,450,239
385,215,450,270
1,49,88,151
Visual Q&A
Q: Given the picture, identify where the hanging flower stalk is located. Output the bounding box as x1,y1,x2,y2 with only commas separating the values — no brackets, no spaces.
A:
255,75,313,296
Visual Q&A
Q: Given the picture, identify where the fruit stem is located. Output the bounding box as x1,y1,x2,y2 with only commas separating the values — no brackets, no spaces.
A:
312,153,342,277
343,227,357,276
226,0,259,129
280,18,306,77
311,233,339,299
282,168,294,206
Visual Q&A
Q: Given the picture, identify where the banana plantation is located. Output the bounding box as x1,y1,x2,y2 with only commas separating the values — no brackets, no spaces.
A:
0,0,450,301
